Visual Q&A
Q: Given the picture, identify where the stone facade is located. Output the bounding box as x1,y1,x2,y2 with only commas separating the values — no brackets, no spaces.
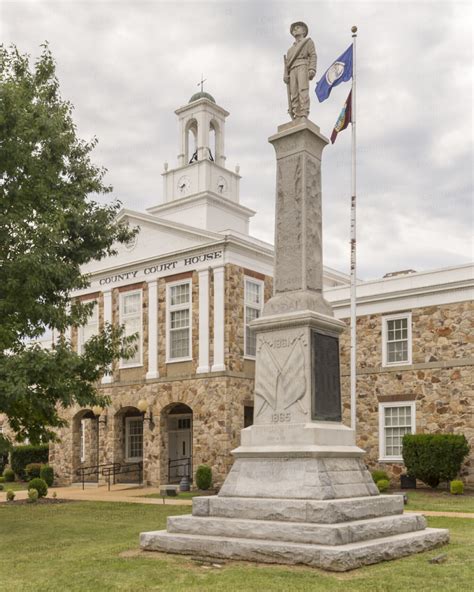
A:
339,300,474,484
49,262,269,488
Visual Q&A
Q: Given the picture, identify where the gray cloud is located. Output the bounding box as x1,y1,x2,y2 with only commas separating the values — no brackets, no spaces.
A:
2,0,472,279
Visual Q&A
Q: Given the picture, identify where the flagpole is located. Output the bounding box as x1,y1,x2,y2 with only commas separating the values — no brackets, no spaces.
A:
350,25,358,432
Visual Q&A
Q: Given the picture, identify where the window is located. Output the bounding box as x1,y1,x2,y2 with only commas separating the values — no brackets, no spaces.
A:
78,302,98,355
378,402,416,461
244,405,254,428
167,281,192,361
120,291,142,367
244,278,264,357
125,417,143,461
382,313,412,366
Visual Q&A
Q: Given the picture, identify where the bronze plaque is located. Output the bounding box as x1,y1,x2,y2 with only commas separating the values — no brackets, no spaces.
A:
311,331,342,421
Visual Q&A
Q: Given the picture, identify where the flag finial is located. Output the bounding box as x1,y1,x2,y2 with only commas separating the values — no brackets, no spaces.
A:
351,25,358,35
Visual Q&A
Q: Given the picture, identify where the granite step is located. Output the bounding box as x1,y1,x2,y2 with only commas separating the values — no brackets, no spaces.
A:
140,527,449,572
168,512,426,546
193,494,404,524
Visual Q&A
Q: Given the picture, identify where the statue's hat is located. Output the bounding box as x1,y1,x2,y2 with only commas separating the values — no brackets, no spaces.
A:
290,21,308,37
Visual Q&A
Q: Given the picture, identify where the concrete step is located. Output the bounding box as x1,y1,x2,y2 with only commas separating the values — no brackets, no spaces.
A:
167,512,427,546
193,494,404,524
140,527,449,572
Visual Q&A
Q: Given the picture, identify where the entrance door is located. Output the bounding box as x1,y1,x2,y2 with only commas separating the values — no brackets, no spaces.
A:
168,414,192,482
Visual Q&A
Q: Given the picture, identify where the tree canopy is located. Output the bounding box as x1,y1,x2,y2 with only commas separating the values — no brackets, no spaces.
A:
0,44,136,443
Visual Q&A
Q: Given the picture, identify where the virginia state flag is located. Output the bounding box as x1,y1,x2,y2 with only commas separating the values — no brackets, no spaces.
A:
330,90,352,144
316,45,353,102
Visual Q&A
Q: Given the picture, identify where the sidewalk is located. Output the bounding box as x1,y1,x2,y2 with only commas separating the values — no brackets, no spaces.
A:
1,483,193,505
2,486,473,517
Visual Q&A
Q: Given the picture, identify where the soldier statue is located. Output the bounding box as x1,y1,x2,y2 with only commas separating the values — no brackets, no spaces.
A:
284,21,317,119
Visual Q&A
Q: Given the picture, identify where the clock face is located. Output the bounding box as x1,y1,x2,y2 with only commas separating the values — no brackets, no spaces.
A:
177,175,191,195
216,176,228,194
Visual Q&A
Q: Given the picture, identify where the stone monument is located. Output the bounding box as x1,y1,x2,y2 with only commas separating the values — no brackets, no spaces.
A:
140,23,449,570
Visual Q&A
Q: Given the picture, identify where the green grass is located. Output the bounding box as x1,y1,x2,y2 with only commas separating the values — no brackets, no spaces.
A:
0,481,28,492
0,501,473,591
403,489,474,513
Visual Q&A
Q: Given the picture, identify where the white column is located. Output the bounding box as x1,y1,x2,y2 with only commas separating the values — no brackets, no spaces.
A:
101,290,113,384
146,280,159,379
197,270,210,373
211,266,226,372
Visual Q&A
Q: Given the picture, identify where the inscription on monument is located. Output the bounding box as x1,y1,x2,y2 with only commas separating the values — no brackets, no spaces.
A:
311,331,342,422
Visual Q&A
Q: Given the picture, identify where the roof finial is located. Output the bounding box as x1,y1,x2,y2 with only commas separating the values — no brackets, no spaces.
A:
197,73,207,93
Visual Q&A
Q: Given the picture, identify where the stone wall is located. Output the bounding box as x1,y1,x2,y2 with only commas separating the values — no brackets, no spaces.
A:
339,300,474,484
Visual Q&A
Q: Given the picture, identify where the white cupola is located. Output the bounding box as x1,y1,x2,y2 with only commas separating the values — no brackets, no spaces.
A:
147,92,255,235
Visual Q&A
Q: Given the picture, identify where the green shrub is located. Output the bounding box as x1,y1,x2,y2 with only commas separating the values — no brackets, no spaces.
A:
27,488,39,503
450,480,464,495
402,434,470,488
28,477,48,498
3,468,15,482
371,470,389,484
376,479,390,492
196,464,213,490
0,483,3,491
40,465,54,486
0,476,5,483
26,463,42,480
6,489,15,501
11,444,49,480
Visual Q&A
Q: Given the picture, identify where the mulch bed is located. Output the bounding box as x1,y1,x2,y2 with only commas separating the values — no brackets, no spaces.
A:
1,498,75,506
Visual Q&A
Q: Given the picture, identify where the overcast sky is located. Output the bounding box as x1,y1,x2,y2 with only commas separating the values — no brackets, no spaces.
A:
2,0,472,279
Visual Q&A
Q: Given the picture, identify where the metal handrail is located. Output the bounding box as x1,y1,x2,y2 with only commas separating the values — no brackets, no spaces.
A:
168,457,191,483
102,461,143,491
75,462,120,490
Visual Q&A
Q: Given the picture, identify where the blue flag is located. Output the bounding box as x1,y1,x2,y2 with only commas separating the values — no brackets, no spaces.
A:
315,45,353,102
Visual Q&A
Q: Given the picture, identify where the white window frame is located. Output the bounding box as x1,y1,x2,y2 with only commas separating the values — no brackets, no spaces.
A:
119,289,143,368
77,301,99,355
166,279,192,363
378,401,416,462
244,277,264,359
382,312,412,367
125,416,144,462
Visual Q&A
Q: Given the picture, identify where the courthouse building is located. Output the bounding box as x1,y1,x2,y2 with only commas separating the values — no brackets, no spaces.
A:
2,92,472,486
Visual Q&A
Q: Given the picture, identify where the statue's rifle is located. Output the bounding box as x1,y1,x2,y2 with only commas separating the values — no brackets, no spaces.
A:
283,55,293,119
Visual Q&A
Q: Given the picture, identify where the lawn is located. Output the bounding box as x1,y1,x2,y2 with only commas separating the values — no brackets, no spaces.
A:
0,501,473,591
0,481,28,492
402,489,474,513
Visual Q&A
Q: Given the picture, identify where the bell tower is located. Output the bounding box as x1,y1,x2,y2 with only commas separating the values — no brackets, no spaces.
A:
177,91,227,167
148,91,255,234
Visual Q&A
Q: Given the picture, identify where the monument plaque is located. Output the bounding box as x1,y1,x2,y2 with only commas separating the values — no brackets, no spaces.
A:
312,331,342,422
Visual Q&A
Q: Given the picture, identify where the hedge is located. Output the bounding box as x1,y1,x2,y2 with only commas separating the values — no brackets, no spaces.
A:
11,445,49,480
196,465,213,490
402,433,470,488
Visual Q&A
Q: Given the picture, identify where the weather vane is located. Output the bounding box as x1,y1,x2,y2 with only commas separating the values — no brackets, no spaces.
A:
197,74,207,93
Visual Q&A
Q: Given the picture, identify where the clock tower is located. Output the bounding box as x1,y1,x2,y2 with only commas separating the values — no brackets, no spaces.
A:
147,92,255,234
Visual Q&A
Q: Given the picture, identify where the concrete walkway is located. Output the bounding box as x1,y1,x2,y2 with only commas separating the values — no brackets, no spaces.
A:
1,483,193,505
2,486,473,517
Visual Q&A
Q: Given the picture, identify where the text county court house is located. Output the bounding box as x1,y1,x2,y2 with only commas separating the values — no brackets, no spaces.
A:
3,92,472,486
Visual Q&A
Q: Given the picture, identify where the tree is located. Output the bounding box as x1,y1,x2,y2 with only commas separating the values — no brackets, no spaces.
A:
0,44,137,444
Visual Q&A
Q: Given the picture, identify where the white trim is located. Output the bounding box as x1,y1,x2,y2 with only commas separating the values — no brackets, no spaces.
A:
166,279,193,363
119,289,143,368
382,312,412,367
378,400,416,462
80,419,86,463
196,270,210,373
77,300,98,355
101,290,113,384
211,266,226,371
124,416,144,462
146,280,159,379
243,276,264,359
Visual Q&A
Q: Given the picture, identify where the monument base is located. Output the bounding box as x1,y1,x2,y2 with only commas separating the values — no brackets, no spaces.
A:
140,494,449,571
